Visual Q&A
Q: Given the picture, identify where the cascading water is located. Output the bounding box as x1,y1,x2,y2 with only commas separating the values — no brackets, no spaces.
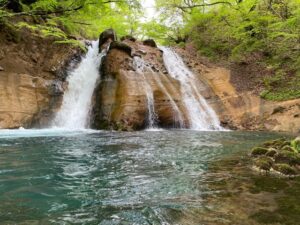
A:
133,56,157,128
151,71,185,128
160,47,223,131
52,41,105,129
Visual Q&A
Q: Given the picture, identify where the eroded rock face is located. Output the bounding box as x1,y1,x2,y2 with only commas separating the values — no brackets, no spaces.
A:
0,73,62,128
0,25,82,128
91,36,189,130
176,45,300,133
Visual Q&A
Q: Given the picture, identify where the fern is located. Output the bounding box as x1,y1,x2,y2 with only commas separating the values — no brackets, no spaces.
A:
55,39,86,52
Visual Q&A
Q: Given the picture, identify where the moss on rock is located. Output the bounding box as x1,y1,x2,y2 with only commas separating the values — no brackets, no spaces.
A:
275,150,300,166
263,138,287,149
251,147,268,156
273,164,297,176
281,145,296,152
266,148,277,157
255,156,273,171
251,137,300,177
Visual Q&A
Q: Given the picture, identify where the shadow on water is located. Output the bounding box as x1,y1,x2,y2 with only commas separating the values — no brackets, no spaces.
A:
0,129,297,224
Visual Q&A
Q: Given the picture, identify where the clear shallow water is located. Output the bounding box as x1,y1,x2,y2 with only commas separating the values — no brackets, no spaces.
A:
0,130,288,224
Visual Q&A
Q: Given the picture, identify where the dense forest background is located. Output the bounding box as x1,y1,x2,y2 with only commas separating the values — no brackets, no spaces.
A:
0,0,299,100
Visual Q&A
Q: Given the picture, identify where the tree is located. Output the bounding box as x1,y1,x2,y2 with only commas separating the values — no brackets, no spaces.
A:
1,0,142,39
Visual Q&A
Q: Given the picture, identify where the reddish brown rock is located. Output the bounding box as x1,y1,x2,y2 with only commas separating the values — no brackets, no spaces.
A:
0,25,83,128
91,39,189,130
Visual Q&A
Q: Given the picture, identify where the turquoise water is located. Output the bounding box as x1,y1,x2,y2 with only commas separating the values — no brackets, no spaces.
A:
0,130,286,224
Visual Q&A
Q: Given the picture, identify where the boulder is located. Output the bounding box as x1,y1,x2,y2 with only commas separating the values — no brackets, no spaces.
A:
274,150,300,166
109,41,132,56
0,66,3,71
251,147,268,156
255,156,273,172
99,29,117,49
266,148,277,157
143,39,157,48
273,163,297,176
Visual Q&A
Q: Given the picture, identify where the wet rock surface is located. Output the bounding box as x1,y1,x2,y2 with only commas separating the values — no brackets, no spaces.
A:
91,30,190,131
0,24,83,128
175,44,300,133
99,28,117,50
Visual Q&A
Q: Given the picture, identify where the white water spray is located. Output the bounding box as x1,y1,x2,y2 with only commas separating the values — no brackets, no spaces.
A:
161,47,223,130
133,56,157,128
52,41,105,129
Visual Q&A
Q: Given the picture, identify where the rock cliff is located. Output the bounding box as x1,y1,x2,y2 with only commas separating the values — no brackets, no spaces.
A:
90,30,300,133
176,46,300,133
1,25,299,134
92,35,189,130
0,24,82,128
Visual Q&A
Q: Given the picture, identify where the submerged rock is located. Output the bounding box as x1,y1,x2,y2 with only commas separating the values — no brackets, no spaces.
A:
263,138,287,148
250,137,300,177
275,150,300,166
273,164,297,176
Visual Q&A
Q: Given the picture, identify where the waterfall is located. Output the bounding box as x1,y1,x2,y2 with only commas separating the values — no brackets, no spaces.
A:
52,41,105,129
160,47,223,131
151,72,185,128
133,56,158,128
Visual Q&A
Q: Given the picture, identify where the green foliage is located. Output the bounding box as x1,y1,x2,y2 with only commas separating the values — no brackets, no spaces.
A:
1,0,142,39
260,89,300,101
55,39,86,52
291,138,300,153
154,0,300,101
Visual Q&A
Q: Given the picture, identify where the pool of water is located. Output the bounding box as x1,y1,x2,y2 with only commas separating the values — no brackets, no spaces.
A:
0,129,294,224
